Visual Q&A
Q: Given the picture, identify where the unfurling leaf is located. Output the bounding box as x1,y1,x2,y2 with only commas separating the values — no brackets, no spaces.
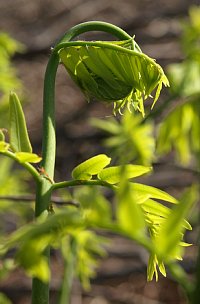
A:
59,41,169,114
72,154,111,180
98,164,152,184
9,92,32,153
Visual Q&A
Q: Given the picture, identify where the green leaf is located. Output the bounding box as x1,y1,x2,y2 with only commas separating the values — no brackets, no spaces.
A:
9,92,32,153
15,152,42,163
147,253,166,281
130,183,178,204
98,164,152,184
72,154,111,180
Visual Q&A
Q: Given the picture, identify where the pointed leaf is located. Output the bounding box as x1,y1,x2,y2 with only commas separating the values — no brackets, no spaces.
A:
98,165,152,184
130,183,178,204
9,92,32,153
72,154,111,180
147,254,158,281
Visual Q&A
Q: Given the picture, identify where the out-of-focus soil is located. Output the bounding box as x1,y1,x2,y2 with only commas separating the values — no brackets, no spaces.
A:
0,0,199,303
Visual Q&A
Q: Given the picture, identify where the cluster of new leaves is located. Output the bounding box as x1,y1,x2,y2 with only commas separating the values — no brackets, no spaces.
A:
0,147,195,285
59,39,169,115
72,155,197,281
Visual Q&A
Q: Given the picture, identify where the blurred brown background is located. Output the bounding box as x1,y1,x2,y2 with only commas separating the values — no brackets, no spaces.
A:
0,0,199,303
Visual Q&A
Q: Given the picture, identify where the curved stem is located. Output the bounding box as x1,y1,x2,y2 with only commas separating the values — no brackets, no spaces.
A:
32,51,60,304
32,21,133,304
57,21,132,44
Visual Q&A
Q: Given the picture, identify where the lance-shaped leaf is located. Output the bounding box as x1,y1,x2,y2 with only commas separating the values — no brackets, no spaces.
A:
147,253,166,282
130,183,178,205
72,154,111,180
98,164,152,184
9,92,32,153
59,40,169,114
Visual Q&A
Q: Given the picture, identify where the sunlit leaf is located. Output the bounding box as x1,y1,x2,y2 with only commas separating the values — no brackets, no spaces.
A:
98,164,152,184
9,92,32,153
15,152,42,163
147,253,158,281
130,183,178,204
72,154,111,180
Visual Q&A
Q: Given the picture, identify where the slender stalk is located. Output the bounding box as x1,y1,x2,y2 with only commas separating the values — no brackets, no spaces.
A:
56,21,132,45
51,179,117,191
31,51,59,304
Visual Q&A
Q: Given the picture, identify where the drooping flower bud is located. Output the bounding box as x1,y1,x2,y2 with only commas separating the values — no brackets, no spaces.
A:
58,39,169,115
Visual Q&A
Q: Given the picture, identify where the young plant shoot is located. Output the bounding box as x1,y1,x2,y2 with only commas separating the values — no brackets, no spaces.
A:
0,21,195,304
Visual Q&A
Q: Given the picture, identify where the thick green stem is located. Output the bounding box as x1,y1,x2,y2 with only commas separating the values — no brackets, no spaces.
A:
31,52,59,304
31,21,132,304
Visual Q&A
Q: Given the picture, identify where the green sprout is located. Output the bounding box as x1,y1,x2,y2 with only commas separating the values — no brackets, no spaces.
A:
58,39,169,116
